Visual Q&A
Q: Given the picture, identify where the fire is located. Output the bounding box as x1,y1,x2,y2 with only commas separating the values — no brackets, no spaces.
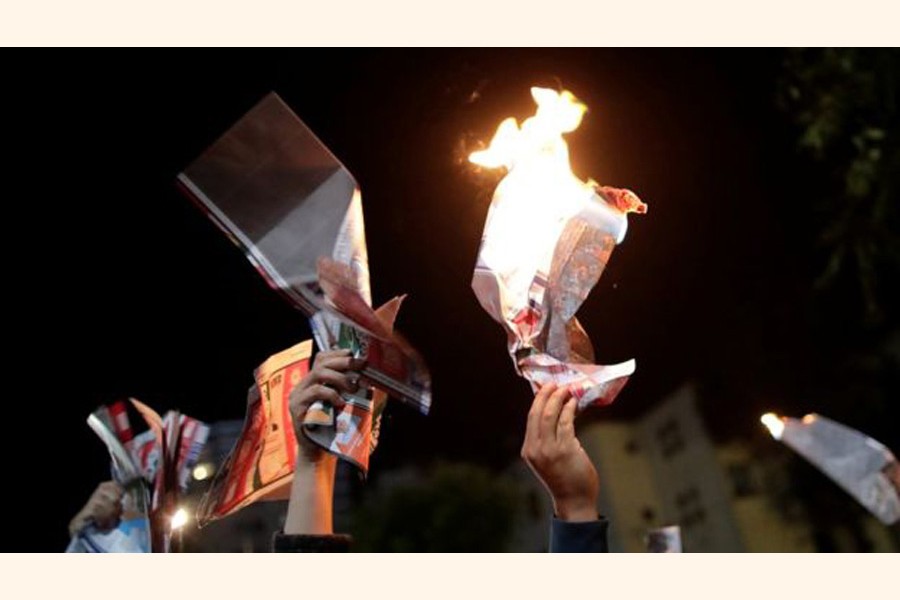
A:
469,88,587,172
468,88,643,291
468,88,591,217
760,412,785,440
170,507,189,531
468,86,646,409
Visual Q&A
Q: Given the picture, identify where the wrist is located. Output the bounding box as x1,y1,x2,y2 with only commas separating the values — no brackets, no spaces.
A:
285,452,337,535
553,495,599,522
294,452,337,476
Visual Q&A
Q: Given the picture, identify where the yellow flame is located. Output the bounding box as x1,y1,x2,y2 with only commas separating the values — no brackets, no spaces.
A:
469,87,587,173
760,413,785,440
469,117,520,169
468,88,601,282
170,507,189,530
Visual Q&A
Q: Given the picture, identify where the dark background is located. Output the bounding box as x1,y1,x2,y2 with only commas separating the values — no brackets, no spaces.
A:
5,49,898,551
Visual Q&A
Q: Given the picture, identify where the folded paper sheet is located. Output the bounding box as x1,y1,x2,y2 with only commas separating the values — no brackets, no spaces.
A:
196,341,312,525
762,413,900,525
470,88,646,409
178,92,431,416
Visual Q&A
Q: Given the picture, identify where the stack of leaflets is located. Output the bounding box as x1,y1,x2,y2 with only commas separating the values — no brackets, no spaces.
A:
67,399,208,552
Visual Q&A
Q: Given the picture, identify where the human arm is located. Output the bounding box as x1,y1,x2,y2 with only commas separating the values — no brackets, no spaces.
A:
521,384,608,552
276,349,362,551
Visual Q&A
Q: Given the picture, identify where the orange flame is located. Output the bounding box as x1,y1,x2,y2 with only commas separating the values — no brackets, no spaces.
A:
469,87,645,220
469,89,603,266
470,88,587,172
469,87,645,293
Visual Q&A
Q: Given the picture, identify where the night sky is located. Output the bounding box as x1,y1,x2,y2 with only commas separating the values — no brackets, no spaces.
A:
7,49,894,550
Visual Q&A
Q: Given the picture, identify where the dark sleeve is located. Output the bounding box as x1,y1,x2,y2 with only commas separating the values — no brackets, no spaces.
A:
549,516,609,553
272,532,353,552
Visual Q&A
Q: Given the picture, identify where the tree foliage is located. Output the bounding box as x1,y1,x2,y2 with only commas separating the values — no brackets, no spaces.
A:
351,462,522,551
777,49,900,325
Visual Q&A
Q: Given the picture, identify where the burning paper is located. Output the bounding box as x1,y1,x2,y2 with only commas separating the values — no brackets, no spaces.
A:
178,92,431,416
470,88,646,409
761,412,900,525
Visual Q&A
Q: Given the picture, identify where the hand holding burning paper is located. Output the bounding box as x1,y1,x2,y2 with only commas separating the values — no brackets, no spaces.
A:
761,412,900,525
470,88,646,409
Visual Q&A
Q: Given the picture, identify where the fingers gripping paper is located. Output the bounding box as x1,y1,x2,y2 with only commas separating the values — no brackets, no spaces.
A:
196,340,387,526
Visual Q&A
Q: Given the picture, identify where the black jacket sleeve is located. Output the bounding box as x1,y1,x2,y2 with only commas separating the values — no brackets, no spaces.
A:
272,532,353,552
548,517,609,553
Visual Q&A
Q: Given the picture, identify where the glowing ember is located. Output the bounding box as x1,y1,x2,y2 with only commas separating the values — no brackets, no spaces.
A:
761,412,785,440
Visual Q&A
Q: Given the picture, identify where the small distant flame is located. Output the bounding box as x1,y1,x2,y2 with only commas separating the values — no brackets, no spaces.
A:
761,413,785,440
170,507,189,531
